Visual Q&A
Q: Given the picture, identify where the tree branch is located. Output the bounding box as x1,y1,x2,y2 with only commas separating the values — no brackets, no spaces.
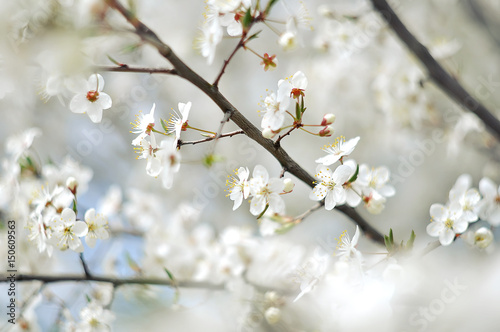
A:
104,0,385,245
97,65,177,75
178,130,244,147
1,274,224,289
370,0,500,141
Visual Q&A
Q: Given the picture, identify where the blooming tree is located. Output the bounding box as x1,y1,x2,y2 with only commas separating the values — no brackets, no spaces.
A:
1,0,500,331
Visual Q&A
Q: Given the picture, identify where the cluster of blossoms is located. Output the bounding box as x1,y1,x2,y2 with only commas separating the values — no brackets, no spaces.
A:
0,128,109,255
260,70,334,139
311,136,395,213
196,0,251,65
427,174,498,247
130,103,187,189
226,165,294,216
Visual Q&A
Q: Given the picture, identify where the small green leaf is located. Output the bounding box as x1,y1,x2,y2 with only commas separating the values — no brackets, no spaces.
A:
247,30,261,42
242,8,253,29
85,294,92,303
389,229,394,245
406,230,416,250
274,223,296,234
107,55,121,66
164,268,176,283
295,102,301,120
265,0,279,15
347,164,359,183
125,252,141,273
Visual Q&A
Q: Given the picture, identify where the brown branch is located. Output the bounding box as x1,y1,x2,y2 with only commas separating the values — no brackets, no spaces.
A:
370,0,500,141
97,65,177,75
213,39,245,87
2,274,224,289
104,0,385,245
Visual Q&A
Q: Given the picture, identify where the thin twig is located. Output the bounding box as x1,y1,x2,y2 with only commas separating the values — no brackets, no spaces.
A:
104,0,385,245
97,65,177,75
293,202,324,223
79,253,92,278
179,130,244,146
213,39,245,87
370,0,500,141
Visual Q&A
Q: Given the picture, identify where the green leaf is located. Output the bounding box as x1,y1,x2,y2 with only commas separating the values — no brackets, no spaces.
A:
347,164,359,183
85,294,92,303
242,8,253,29
265,0,280,15
125,252,141,273
389,228,394,245
107,55,121,66
203,154,224,168
384,235,392,251
247,30,261,42
295,102,301,120
164,268,176,283
406,230,416,250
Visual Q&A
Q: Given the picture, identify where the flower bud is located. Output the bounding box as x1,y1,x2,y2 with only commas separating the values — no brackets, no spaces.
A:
321,113,336,126
319,125,333,137
262,128,277,139
264,307,281,325
474,227,493,249
283,178,294,193
66,177,78,194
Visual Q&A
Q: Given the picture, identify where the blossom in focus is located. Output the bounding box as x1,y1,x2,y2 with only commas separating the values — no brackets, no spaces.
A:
249,165,285,216
69,74,112,123
131,103,156,146
448,174,480,222
336,226,362,262
310,164,352,210
280,70,308,100
135,136,162,177
315,136,360,166
50,208,88,252
226,166,250,210
166,102,192,147
261,82,291,131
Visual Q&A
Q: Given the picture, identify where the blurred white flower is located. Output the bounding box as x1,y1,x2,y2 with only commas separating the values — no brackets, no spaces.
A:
69,74,112,123
197,15,223,65
27,211,54,256
6,127,42,161
292,248,329,302
131,103,156,146
362,189,387,214
76,301,115,332
315,136,360,166
50,208,88,252
427,203,468,246
336,226,362,262
84,208,109,248
310,164,352,210
463,227,494,250
478,177,500,226
157,138,181,189
135,136,162,177
358,164,395,198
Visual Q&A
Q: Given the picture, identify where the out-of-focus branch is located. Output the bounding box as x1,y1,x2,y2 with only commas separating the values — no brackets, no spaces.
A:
97,65,177,75
1,274,224,290
370,0,500,141
104,0,385,245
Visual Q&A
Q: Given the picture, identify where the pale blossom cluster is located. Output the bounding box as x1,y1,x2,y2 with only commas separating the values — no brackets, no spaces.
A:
260,70,308,135
311,136,395,213
427,174,498,247
226,165,294,216
130,103,184,189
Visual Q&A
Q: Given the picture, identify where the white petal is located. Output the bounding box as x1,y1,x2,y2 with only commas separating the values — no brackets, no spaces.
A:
85,236,97,248
98,93,112,110
69,94,89,114
88,74,105,91
324,191,337,210
268,194,285,214
252,165,269,183
426,221,444,237
429,204,447,221
73,221,89,237
250,195,266,216
439,229,455,246
61,208,76,223
315,154,340,166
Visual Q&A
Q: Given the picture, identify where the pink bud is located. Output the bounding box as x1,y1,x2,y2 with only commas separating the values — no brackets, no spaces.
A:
319,125,333,137
321,113,336,126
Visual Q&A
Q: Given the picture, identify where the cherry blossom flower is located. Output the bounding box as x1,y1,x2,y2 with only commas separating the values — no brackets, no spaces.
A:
27,211,54,256
69,74,112,123
249,165,285,216
84,208,109,248
291,248,329,302
279,70,308,100
226,166,250,210
261,82,291,131
77,301,115,331
448,174,480,222
335,226,362,262
6,127,42,161
362,189,387,214
478,177,500,226
315,136,360,166
131,103,156,146
426,203,468,246
135,136,162,177
357,164,396,198
166,102,192,146
310,164,352,210
157,138,181,189
197,15,223,65
50,208,88,252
